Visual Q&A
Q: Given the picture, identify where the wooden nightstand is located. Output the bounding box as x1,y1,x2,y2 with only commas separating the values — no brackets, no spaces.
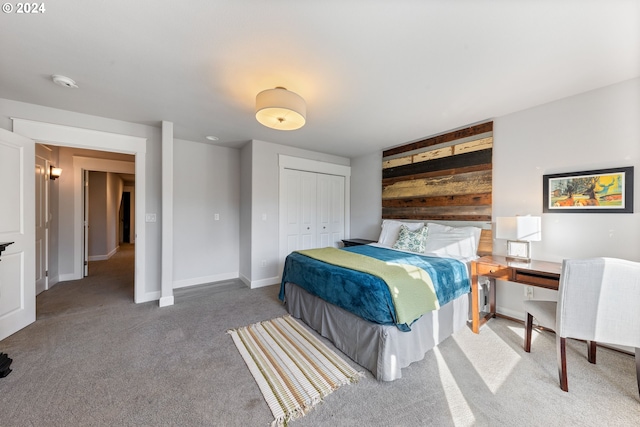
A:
470,255,562,334
341,238,376,247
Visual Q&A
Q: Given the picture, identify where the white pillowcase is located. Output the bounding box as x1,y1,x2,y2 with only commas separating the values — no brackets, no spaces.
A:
423,222,482,259
377,219,425,247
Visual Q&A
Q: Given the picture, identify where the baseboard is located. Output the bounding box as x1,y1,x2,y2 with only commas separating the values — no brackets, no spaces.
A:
159,295,175,307
249,275,281,289
135,290,160,304
172,272,239,289
88,246,119,262
239,274,251,288
58,272,81,282
47,276,60,289
496,306,525,321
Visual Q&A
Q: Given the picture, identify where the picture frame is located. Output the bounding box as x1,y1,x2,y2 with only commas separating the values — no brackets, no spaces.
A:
543,166,634,213
506,240,530,261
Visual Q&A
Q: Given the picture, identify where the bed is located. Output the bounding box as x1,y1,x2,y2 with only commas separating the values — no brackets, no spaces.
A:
279,220,489,381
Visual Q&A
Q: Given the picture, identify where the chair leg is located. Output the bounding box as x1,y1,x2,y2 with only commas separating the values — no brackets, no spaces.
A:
636,347,640,398
557,335,568,392
524,312,533,352
587,341,596,364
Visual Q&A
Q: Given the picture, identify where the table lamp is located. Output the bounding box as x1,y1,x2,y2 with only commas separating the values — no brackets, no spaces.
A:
495,216,541,262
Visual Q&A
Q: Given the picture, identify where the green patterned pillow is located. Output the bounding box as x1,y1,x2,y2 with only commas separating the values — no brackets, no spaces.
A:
392,224,427,253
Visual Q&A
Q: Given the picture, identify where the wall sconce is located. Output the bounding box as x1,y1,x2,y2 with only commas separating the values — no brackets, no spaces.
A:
255,87,306,130
495,216,541,262
50,166,62,180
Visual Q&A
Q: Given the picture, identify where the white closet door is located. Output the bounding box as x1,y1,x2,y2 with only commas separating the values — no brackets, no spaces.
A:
317,173,344,248
299,171,317,249
283,169,317,254
328,174,345,246
282,169,345,255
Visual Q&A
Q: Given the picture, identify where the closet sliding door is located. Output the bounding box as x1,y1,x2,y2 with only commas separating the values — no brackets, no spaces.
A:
282,169,345,255
316,173,344,248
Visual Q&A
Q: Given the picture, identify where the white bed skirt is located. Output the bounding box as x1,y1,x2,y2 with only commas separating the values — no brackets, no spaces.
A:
283,282,470,381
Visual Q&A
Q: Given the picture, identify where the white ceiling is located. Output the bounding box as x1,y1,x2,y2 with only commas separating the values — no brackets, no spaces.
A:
2,1,638,158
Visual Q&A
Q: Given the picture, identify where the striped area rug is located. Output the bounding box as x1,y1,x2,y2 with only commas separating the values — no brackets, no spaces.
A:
228,315,363,426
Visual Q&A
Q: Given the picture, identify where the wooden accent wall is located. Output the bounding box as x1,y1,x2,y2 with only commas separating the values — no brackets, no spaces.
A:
382,122,493,222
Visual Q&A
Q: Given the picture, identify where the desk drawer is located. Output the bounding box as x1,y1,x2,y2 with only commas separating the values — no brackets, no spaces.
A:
476,263,511,280
514,272,559,289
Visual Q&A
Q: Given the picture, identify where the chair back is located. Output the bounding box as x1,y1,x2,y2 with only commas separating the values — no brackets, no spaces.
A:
557,257,640,348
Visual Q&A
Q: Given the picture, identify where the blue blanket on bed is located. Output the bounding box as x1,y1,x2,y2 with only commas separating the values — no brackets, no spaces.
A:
279,245,470,331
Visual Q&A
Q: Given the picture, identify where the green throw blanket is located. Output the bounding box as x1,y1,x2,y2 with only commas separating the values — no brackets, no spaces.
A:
296,247,439,325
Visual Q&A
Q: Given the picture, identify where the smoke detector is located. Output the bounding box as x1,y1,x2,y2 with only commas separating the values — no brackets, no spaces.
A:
51,74,78,89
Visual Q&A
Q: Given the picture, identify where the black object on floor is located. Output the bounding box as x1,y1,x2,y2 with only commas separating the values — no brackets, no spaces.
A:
0,352,12,378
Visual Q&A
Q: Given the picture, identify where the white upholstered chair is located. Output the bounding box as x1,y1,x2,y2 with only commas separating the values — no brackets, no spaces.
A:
523,257,640,395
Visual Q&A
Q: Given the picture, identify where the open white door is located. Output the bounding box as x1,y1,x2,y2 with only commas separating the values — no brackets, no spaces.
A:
0,128,36,341
83,170,89,277
35,155,48,295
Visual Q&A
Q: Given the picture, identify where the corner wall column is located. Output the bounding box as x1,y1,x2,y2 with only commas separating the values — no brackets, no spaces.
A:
159,121,174,307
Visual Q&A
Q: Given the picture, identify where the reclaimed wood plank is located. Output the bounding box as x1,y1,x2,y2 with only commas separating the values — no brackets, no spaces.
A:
412,146,453,164
382,208,492,222
383,122,493,157
383,149,492,179
382,156,413,169
382,205,491,217
382,170,492,199
453,137,493,155
382,164,492,186
382,192,492,208
382,137,492,170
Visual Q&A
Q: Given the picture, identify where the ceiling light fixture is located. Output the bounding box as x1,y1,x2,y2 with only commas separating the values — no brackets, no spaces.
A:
51,74,78,89
255,87,306,131
205,136,219,141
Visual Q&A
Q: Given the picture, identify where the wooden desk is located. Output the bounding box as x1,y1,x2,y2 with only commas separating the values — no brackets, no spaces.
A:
470,255,562,334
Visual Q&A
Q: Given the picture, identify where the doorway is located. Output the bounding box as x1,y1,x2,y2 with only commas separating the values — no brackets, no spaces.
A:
13,118,149,303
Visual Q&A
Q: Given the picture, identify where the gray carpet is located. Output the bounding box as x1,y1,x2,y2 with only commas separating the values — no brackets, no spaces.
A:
0,244,638,426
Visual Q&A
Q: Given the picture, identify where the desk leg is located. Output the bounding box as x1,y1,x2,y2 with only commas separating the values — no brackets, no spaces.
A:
488,277,496,318
471,263,480,334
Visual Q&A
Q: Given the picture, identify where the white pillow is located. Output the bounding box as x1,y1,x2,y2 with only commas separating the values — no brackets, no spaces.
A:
377,220,425,247
423,222,482,259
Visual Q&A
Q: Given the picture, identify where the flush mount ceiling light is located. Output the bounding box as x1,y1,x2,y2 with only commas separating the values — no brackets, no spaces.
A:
205,136,219,141
51,74,78,88
255,87,306,131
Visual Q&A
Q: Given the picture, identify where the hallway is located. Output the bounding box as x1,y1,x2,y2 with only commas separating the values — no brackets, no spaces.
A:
37,244,135,320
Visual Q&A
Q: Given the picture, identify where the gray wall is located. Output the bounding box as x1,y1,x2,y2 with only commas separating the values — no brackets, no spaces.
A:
350,150,383,240
172,138,240,287
88,171,123,259
492,77,640,318
88,171,108,257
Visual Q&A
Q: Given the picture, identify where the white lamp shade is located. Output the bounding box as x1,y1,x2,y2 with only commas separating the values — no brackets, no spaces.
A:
496,216,541,241
255,87,306,131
